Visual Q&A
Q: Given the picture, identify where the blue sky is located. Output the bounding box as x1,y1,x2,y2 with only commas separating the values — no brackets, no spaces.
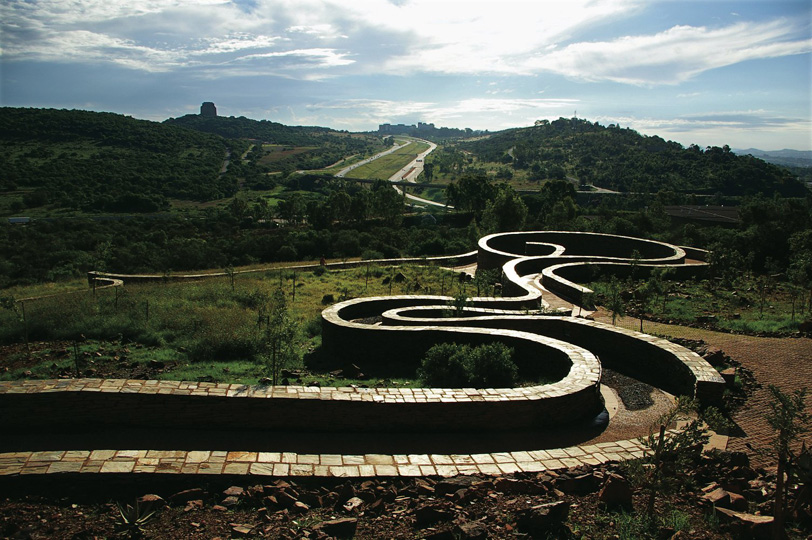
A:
1,0,810,150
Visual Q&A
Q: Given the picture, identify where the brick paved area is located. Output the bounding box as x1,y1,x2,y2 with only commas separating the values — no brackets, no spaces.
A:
601,315,812,468
0,436,674,478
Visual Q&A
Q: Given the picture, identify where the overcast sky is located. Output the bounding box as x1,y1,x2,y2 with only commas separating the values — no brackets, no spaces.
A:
2,0,810,150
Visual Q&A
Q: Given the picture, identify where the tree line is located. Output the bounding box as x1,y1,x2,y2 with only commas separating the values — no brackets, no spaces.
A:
459,117,806,197
0,108,241,211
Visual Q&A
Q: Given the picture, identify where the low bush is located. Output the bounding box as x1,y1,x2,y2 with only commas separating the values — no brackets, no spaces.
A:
418,342,517,388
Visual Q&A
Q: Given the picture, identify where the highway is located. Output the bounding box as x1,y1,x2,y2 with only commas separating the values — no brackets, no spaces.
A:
333,136,449,208
334,140,412,178
385,139,449,208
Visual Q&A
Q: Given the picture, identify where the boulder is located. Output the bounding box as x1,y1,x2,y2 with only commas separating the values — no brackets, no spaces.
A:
136,494,165,509
598,473,633,510
414,504,455,528
556,472,600,495
183,500,203,512
714,507,773,539
275,490,298,509
221,496,240,508
703,347,727,366
223,486,245,498
315,517,358,538
454,520,489,539
435,476,478,495
170,487,205,504
727,491,748,512
494,477,544,494
516,501,570,536
342,497,365,513
230,523,254,537
703,487,731,508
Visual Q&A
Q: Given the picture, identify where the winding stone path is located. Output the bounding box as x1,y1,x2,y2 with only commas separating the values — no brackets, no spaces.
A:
1,231,730,480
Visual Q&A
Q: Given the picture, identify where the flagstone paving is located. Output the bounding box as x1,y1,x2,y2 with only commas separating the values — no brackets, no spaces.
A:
0,378,728,479
0,437,680,478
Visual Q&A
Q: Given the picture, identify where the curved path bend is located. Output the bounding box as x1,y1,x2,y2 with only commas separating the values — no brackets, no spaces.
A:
0,231,726,480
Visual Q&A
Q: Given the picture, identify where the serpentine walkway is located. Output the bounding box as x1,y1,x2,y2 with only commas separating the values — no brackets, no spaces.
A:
1,231,727,480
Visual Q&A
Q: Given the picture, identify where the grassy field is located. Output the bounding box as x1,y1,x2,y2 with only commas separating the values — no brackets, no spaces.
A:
343,141,431,180
589,276,809,335
257,145,319,166
0,263,468,386
411,186,449,204
0,278,90,301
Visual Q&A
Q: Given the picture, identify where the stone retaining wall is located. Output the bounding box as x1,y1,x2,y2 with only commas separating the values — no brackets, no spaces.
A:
378,308,723,405
0,364,601,433
87,252,478,286
320,230,723,427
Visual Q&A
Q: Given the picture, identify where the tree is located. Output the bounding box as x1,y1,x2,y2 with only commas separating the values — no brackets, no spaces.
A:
534,179,578,225
327,190,352,223
766,385,809,539
638,397,724,517
350,190,371,222
224,266,235,291
480,184,528,233
277,193,306,224
445,174,496,217
651,267,675,313
474,268,500,297
371,180,403,224
789,231,812,314
606,277,626,325
422,162,434,182
707,242,745,289
634,277,657,332
263,289,299,385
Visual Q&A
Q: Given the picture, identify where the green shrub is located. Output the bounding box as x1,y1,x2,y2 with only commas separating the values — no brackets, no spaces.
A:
417,342,471,387
305,314,322,337
418,342,517,388
234,288,269,309
467,343,518,387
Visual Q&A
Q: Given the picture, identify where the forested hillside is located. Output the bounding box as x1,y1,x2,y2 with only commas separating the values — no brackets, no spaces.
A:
164,114,330,145
0,108,239,212
165,114,385,175
460,118,806,197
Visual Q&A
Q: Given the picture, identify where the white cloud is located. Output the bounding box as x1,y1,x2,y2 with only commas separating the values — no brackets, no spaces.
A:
285,24,346,39
196,34,282,55
1,0,641,77
231,48,355,68
4,29,186,71
374,0,641,75
301,97,580,130
592,111,812,150
2,0,810,88
528,20,812,85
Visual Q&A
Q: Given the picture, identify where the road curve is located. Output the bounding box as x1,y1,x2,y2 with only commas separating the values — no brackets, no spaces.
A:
386,139,449,208
334,140,412,178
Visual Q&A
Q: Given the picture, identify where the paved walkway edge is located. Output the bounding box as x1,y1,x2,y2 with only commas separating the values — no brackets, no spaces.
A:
0,430,727,479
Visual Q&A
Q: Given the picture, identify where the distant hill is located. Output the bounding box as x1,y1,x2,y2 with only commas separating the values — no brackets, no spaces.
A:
459,118,807,197
0,108,238,212
733,148,812,168
164,114,386,177
164,114,330,146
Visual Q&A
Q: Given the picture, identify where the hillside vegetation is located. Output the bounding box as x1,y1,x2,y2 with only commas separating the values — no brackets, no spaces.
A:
165,114,386,178
458,117,806,197
0,108,239,212
164,114,335,145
